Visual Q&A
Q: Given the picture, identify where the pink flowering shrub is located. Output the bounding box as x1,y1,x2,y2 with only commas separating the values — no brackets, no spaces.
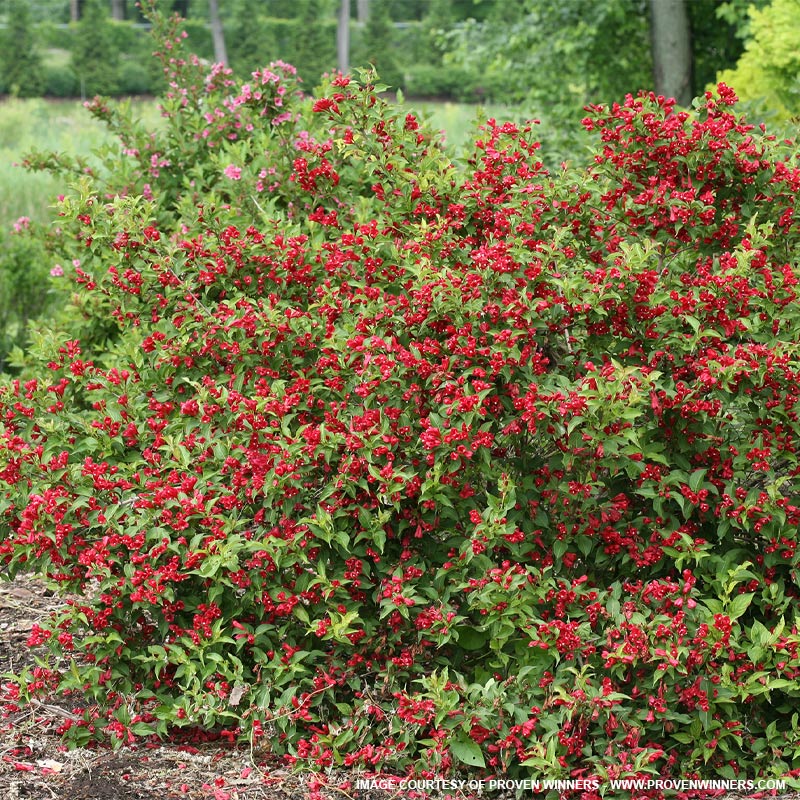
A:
3,4,800,789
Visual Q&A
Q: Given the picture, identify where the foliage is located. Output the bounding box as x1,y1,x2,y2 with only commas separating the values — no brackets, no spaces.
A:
36,17,157,98
717,0,800,119
291,0,337,88
3,6,800,789
0,0,46,97
0,219,54,372
71,0,120,97
687,0,751,94
357,0,403,88
43,64,79,98
179,16,214,61
260,0,306,18
403,63,482,103
117,60,155,96
435,0,652,163
0,0,761,117
227,0,278,78
441,0,653,107
420,0,453,65
715,0,771,40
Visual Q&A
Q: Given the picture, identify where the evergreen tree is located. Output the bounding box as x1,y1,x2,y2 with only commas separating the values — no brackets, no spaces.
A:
0,0,46,97
422,0,453,65
229,0,276,76
71,0,119,97
361,0,401,87
292,0,336,88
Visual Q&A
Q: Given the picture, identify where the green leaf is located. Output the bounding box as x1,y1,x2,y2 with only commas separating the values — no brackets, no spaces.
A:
455,626,489,651
749,620,771,646
553,538,568,560
727,592,755,620
450,735,486,768
130,722,156,736
747,645,765,664
688,469,707,492
576,535,593,557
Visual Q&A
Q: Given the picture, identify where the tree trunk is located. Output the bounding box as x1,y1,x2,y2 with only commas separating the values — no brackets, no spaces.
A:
110,0,125,20
649,0,692,106
357,0,368,23
338,0,350,73
208,0,228,66
70,0,80,22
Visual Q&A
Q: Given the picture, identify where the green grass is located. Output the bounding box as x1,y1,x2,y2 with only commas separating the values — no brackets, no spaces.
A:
0,98,162,228
0,98,107,225
43,47,72,70
406,99,522,152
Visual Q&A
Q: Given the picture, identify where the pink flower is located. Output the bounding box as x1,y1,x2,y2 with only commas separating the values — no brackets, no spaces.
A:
50,265,64,277
223,165,242,180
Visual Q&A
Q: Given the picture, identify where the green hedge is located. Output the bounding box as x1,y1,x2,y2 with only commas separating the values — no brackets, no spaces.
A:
30,15,476,102
43,64,79,97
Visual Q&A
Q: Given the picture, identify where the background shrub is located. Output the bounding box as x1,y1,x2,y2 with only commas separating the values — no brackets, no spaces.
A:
404,63,484,102
117,60,155,96
71,0,119,96
0,220,53,372
180,17,214,62
717,0,800,118
291,0,338,87
0,0,46,97
354,0,403,87
227,0,278,78
43,65,79,98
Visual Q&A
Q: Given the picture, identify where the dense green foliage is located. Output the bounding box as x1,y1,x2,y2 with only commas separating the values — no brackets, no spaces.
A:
0,0,45,97
0,98,119,371
72,0,120,97
0,0,758,106
717,0,800,119
442,0,653,107
2,7,800,792
0,219,52,373
292,0,338,87
226,0,276,79
358,0,402,89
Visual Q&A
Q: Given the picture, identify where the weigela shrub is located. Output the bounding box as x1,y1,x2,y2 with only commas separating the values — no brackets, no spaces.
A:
3,6,800,787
